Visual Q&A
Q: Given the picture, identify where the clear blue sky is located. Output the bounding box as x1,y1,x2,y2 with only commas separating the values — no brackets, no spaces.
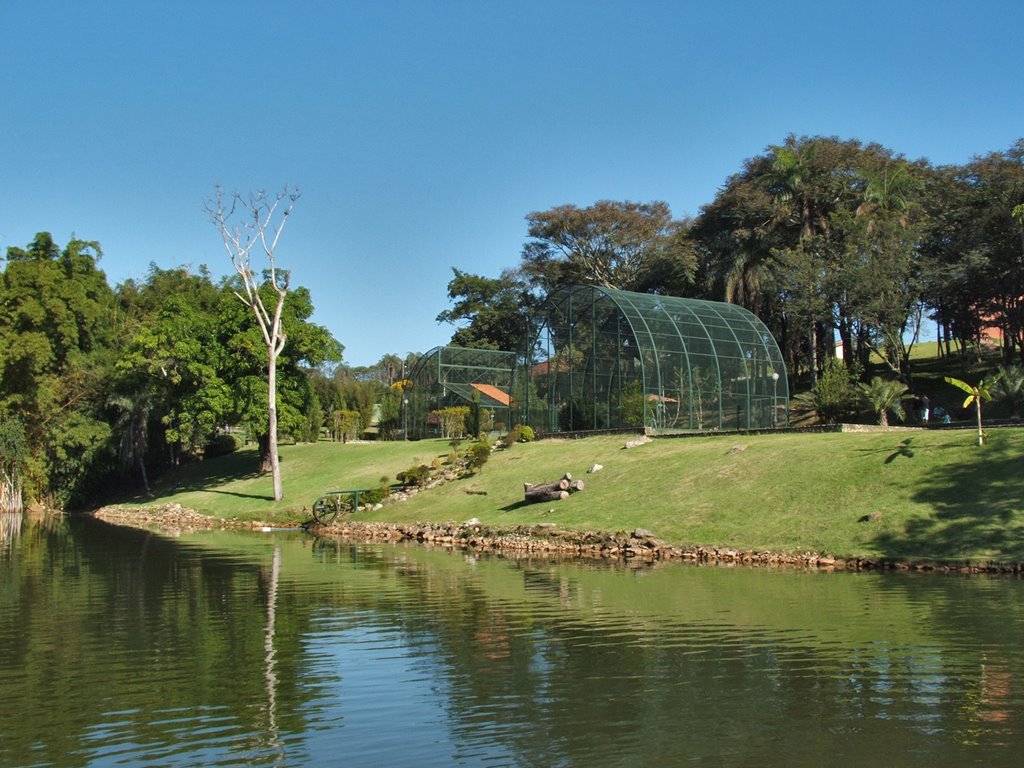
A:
3,1,1022,366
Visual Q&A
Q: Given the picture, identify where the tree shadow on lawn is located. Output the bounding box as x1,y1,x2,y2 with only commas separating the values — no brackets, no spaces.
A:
854,437,916,464
143,451,267,499
198,489,275,501
870,441,1024,563
499,500,532,512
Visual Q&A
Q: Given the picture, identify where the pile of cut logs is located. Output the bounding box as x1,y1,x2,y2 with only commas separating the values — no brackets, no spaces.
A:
524,473,584,503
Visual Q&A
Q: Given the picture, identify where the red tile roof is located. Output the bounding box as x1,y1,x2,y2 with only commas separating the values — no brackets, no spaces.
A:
470,383,511,407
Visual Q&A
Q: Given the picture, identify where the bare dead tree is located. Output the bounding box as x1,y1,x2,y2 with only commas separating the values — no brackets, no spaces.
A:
206,185,300,502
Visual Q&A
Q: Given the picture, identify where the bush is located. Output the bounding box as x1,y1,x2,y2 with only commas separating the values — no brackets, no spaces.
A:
359,486,387,505
517,425,535,442
794,359,863,425
396,464,431,487
465,439,491,473
204,432,241,458
497,424,536,449
994,364,1024,418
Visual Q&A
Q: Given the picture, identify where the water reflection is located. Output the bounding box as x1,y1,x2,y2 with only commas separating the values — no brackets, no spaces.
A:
1,517,1023,767
0,511,21,553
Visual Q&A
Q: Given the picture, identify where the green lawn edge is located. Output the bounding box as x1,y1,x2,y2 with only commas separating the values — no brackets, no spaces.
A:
103,427,1024,564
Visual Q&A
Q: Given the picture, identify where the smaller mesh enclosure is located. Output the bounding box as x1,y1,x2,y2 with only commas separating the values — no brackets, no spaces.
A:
407,346,518,439
519,285,788,433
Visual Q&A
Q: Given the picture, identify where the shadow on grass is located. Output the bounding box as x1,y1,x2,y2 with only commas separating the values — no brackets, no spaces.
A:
855,437,916,463
200,489,275,501
499,500,532,512
140,450,267,501
885,438,915,464
871,439,1024,562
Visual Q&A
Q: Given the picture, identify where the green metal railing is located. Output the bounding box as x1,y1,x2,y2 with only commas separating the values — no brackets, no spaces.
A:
311,484,404,525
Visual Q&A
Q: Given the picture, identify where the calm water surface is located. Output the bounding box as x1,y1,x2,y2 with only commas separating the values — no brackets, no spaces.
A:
2,513,1024,767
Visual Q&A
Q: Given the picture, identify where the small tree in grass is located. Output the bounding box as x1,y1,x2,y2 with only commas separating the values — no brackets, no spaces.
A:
859,376,909,427
465,439,491,474
945,373,1002,446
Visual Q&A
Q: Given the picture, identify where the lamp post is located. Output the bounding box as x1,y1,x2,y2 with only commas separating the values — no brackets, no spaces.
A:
771,372,780,428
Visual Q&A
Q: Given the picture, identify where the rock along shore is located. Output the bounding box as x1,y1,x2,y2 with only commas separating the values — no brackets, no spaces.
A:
91,504,1024,576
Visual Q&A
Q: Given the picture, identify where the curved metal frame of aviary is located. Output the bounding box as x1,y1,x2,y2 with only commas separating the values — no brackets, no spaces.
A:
521,285,789,433
407,345,518,439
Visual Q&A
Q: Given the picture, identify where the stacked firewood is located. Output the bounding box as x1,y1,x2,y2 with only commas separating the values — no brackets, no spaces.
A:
523,473,584,503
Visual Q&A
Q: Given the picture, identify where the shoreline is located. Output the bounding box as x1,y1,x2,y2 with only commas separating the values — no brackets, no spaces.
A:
90,504,1024,576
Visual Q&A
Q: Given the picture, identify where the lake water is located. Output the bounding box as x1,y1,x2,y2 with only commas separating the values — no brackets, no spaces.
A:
3,513,1024,767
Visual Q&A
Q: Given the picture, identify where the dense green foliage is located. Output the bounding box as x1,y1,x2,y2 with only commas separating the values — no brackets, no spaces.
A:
441,136,1024,390
0,236,341,508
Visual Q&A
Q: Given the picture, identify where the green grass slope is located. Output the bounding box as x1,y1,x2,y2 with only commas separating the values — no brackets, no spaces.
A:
118,428,1024,563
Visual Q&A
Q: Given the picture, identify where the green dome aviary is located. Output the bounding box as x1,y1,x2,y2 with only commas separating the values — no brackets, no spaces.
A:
521,285,788,433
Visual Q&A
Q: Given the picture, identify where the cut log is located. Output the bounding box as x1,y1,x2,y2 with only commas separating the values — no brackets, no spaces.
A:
523,473,583,503
524,479,569,495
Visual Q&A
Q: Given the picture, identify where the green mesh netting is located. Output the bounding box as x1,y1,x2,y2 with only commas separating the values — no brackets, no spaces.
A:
407,346,517,439
518,285,788,433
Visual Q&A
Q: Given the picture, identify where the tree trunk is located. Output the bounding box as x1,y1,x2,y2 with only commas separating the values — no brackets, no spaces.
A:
976,401,985,446
257,432,273,474
137,453,150,495
810,325,819,383
268,347,283,501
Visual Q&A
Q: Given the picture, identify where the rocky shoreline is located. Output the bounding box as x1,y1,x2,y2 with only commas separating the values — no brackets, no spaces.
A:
91,504,1024,576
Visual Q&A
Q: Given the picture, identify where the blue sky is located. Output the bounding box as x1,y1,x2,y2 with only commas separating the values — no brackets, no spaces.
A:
3,1,1022,366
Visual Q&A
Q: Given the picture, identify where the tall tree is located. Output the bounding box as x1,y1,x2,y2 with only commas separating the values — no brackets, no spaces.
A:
207,186,300,501
959,141,1024,361
0,233,117,507
436,268,535,351
114,266,230,466
916,163,982,356
836,158,926,379
763,136,866,380
520,200,691,293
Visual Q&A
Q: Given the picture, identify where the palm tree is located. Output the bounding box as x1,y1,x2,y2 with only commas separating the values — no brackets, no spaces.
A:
993,364,1024,418
857,161,920,224
944,373,1002,446
767,140,821,241
860,376,909,426
765,138,837,381
109,391,153,493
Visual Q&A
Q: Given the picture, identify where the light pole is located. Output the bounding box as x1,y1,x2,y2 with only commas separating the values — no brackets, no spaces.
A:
771,372,780,428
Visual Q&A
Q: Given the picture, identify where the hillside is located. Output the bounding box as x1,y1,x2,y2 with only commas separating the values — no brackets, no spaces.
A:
109,427,1024,564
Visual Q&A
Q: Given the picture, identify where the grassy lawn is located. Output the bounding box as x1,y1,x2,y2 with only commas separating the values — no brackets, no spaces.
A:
118,440,449,522
117,427,1024,564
